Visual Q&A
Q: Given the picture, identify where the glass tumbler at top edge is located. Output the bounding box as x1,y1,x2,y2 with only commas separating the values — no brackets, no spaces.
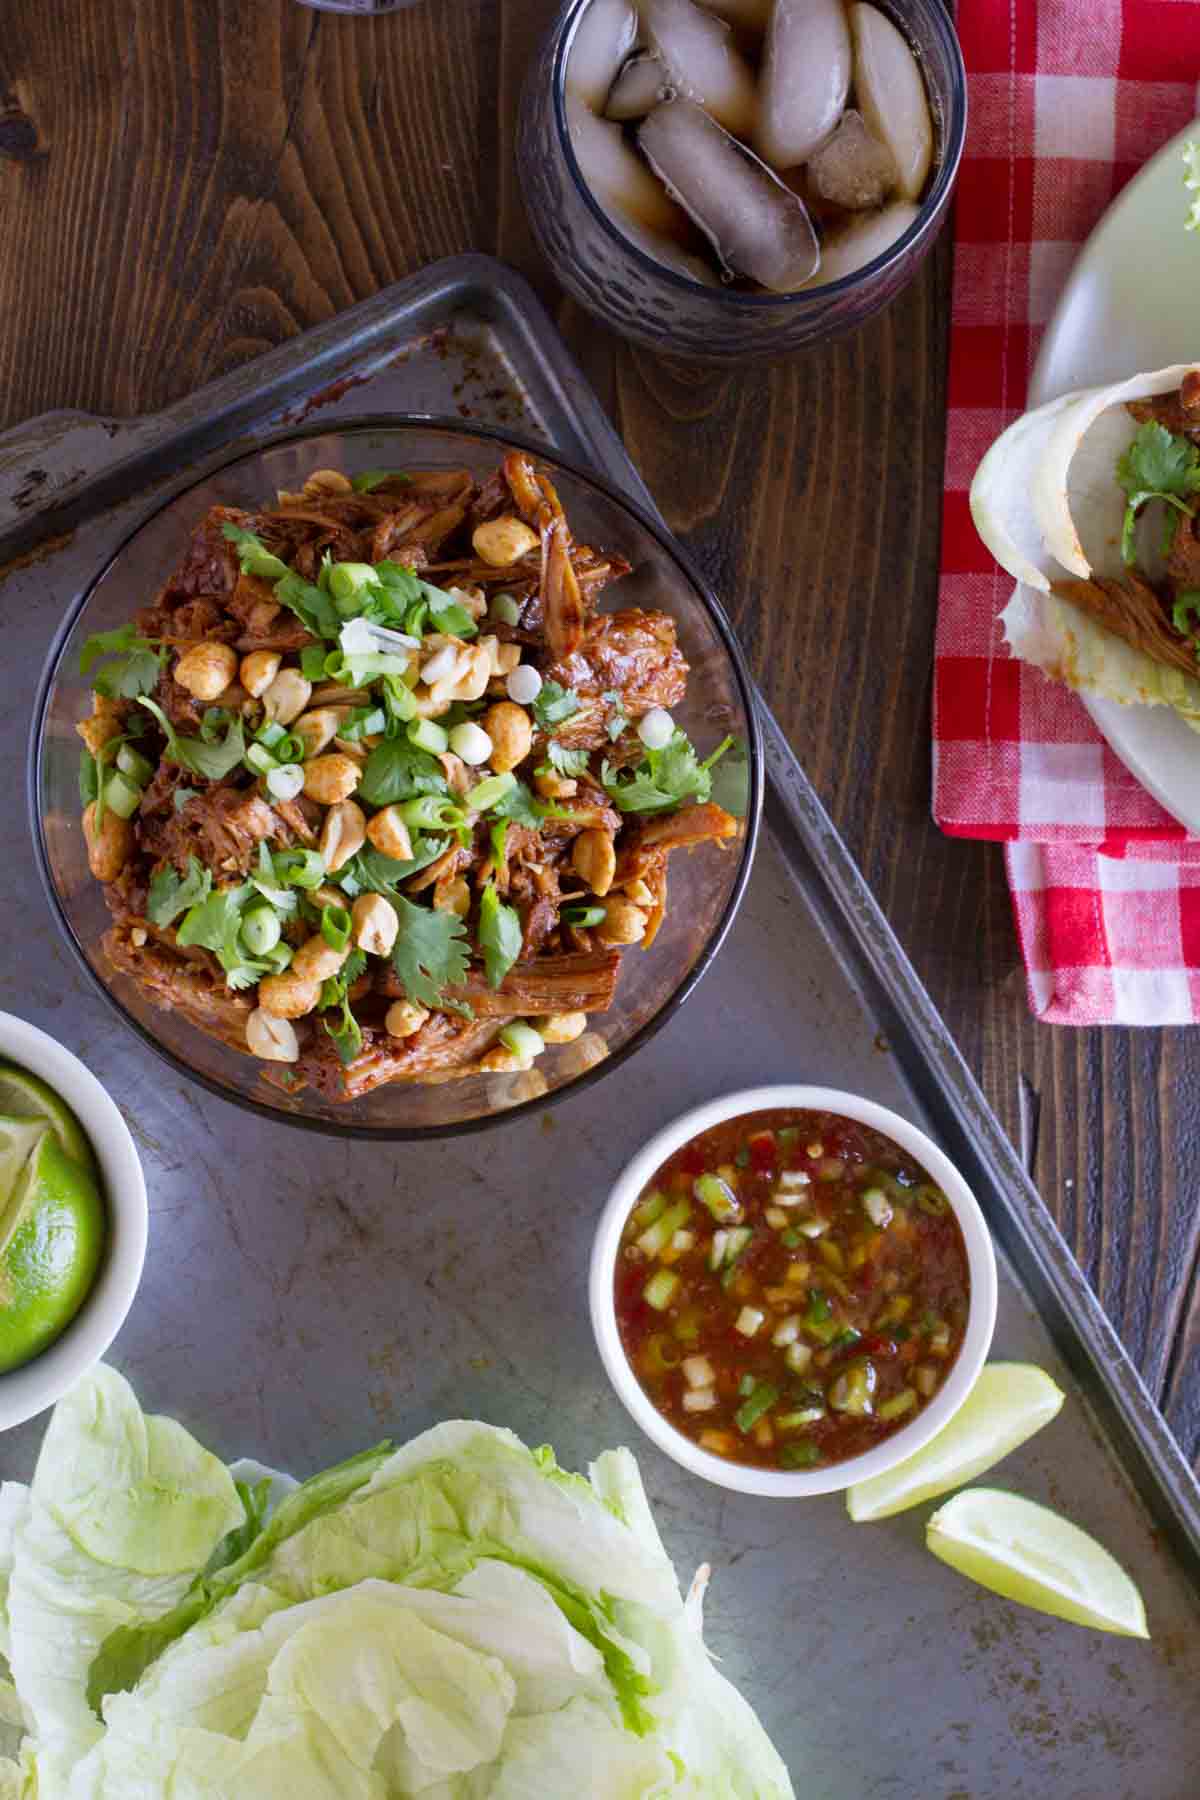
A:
517,0,967,362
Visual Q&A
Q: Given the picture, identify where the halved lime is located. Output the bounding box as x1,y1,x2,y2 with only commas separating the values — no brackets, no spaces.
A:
0,1062,96,1173
847,1363,1065,1522
926,1487,1149,1637
0,1114,49,1214
0,1131,107,1374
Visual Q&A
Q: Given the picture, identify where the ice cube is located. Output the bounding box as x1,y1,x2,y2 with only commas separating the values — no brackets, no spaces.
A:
567,95,690,239
612,212,723,284
808,109,896,209
803,200,918,286
637,0,759,139
693,0,772,27
606,52,668,121
850,4,933,201
638,98,820,290
567,0,640,113
755,0,851,169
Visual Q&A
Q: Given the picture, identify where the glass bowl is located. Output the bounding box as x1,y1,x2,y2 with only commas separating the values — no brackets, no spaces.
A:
30,420,761,1139
517,0,967,361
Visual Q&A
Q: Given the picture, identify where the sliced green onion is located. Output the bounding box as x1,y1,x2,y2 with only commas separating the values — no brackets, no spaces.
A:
632,1190,667,1231
338,706,387,742
693,1173,741,1223
266,764,304,802
245,743,279,776
776,1407,825,1429
115,743,154,785
734,1382,778,1434
877,1388,917,1423
397,795,466,831
635,1198,691,1259
563,904,605,928
328,562,378,607
257,720,288,749
642,1269,679,1312
321,904,352,951
273,848,326,888
861,1186,894,1229
465,772,516,813
830,1361,877,1416
726,1225,753,1260
490,593,521,626
382,674,418,723
738,1373,756,1397
498,1021,544,1064
240,903,282,956
407,717,449,756
779,1442,822,1469
100,769,142,820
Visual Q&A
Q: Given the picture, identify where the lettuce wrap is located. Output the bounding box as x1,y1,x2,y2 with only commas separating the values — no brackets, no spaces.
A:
970,362,1200,730
0,1368,793,1799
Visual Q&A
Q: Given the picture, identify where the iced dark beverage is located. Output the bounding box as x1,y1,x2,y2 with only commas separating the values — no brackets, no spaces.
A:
566,0,938,293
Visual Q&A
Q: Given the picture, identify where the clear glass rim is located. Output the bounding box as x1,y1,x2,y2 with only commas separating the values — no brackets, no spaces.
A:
28,415,764,1142
547,0,968,309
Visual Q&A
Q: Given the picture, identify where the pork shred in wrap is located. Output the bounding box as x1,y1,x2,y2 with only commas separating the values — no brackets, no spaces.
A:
970,363,1200,730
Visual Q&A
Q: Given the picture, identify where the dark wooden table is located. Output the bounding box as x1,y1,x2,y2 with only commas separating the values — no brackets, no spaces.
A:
3,0,1198,1468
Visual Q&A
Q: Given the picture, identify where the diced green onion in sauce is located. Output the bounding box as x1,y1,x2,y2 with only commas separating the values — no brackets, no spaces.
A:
613,1107,971,1474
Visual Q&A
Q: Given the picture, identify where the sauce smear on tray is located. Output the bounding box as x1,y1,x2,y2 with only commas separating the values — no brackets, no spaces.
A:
614,1107,970,1470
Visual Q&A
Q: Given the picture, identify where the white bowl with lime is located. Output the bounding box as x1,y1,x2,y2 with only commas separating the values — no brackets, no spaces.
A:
0,1012,146,1429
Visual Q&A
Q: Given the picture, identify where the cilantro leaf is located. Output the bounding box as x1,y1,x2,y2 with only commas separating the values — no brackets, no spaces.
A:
274,571,342,640
358,739,448,808
147,855,212,928
1186,139,1200,234
602,689,629,742
320,947,367,1010
478,884,523,990
79,749,98,807
352,469,412,493
138,697,246,781
389,895,470,1010
602,731,732,815
175,880,291,990
220,523,290,582
334,838,449,897
1173,591,1200,642
80,624,165,699
531,681,581,732
1115,422,1200,566
489,780,544,828
544,743,590,779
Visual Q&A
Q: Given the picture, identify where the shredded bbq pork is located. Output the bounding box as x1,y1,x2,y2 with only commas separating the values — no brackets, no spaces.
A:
80,455,740,1100
1046,378,1200,685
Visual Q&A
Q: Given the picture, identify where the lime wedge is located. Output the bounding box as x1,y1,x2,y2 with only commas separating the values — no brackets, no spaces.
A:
0,1114,49,1217
0,1131,107,1374
0,1062,96,1172
847,1363,1065,1522
926,1488,1149,1637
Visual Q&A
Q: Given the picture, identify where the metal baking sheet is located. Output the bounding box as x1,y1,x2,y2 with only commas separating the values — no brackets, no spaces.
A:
2,256,1198,1798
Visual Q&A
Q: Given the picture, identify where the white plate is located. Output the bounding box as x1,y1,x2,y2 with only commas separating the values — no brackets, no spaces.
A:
1030,120,1200,831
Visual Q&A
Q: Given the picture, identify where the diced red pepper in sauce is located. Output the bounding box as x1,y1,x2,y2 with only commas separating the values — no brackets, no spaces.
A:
613,1107,972,1473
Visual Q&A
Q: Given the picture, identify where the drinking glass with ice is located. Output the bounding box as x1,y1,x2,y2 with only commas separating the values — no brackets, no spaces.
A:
518,0,965,359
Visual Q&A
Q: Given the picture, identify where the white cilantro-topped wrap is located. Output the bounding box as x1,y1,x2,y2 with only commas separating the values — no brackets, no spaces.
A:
970,361,1200,732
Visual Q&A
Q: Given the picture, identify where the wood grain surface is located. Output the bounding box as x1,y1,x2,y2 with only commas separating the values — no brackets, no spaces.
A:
2,0,1198,1466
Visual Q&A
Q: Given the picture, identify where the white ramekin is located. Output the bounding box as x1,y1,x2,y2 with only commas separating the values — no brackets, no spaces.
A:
0,1012,147,1431
590,1084,998,1498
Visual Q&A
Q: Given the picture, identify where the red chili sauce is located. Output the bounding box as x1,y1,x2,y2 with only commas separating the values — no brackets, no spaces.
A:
614,1108,971,1471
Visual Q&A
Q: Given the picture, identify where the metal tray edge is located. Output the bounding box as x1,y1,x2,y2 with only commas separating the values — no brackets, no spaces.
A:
6,250,1197,1573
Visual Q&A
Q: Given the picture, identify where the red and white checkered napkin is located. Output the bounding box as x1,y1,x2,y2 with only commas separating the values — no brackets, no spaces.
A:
932,0,1200,1024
